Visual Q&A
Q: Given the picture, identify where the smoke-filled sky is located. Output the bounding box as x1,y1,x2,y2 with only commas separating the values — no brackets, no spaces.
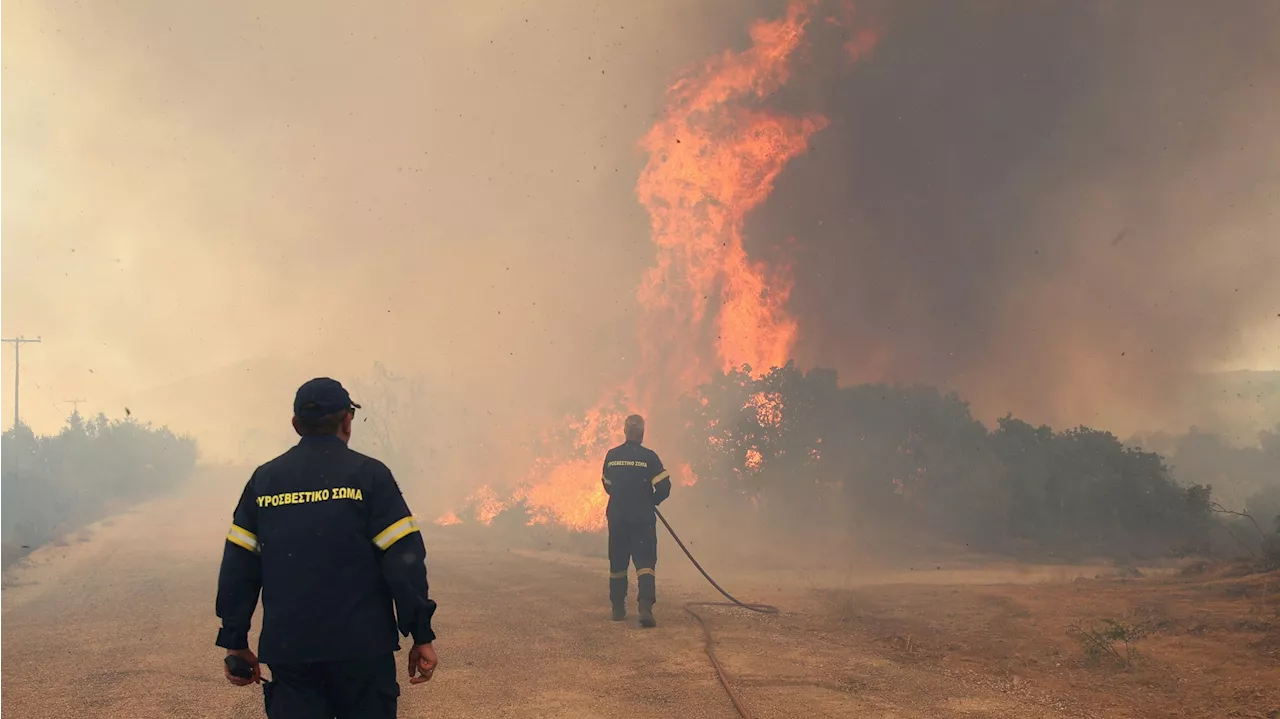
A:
761,0,1280,434
3,0,1278,460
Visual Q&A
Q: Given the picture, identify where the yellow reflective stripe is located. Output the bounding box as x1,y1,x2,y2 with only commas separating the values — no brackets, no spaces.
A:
227,524,260,554
373,516,420,550
609,571,627,579
651,470,670,487
637,568,655,577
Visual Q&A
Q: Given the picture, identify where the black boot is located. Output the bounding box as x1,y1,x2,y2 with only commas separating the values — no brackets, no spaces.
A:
638,601,656,628
609,575,627,622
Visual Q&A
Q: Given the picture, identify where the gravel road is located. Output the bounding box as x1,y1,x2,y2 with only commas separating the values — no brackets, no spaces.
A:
1,469,1070,718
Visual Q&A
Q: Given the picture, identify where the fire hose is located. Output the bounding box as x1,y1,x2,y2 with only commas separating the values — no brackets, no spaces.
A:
655,508,779,719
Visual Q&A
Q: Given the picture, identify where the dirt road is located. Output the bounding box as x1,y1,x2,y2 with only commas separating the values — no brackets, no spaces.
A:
2,470,1084,719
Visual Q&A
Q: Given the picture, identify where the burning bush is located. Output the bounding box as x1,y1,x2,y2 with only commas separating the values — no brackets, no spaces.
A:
666,364,1217,560
447,362,1253,564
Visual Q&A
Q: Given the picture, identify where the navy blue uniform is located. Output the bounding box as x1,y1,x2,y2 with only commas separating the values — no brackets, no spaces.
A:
601,440,672,607
215,435,436,718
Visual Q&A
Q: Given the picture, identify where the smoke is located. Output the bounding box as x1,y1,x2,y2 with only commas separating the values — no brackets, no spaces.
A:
1,0,743,458
750,0,1280,434
3,0,1277,478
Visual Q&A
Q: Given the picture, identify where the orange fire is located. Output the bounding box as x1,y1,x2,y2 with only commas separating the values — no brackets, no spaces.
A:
512,402,629,532
748,391,785,428
516,458,610,532
468,485,508,525
454,0,880,532
635,0,828,392
434,512,462,527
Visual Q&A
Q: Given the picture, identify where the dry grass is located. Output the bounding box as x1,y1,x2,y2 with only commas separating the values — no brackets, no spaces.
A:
816,563,1280,718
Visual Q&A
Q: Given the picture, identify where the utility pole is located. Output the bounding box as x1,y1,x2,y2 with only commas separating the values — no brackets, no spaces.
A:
2,336,42,431
65,399,87,415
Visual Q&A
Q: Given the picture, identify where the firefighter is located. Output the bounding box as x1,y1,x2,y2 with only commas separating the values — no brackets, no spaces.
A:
601,414,672,628
215,377,438,718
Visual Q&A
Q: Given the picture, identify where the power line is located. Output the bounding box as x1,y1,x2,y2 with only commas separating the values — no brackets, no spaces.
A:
2,336,42,431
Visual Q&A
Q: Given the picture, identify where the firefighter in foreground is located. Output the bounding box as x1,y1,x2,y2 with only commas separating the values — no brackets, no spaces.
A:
601,414,673,628
215,378,438,718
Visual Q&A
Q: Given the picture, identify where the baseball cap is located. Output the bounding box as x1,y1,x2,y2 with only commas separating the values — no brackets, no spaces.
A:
293,377,361,420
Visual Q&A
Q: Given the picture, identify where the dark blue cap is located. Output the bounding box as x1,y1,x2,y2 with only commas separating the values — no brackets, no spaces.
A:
293,378,361,420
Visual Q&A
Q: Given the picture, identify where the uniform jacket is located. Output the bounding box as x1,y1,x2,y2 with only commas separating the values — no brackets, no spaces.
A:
215,435,436,664
601,440,672,523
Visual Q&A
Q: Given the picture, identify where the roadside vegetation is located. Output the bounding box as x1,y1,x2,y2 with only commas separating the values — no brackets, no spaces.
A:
1,412,197,569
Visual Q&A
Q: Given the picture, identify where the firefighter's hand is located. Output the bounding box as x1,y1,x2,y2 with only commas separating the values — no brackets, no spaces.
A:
408,643,438,684
224,649,261,686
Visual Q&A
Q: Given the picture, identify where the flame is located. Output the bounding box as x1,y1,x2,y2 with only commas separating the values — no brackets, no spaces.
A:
515,458,609,532
447,0,880,533
748,391,784,427
435,512,462,527
636,0,828,389
468,485,508,525
509,401,629,532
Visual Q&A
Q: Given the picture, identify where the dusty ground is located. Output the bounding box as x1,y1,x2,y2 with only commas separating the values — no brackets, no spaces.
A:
3,468,1278,718
812,568,1280,719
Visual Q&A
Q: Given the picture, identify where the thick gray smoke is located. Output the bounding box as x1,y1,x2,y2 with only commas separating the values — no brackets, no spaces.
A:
748,0,1280,435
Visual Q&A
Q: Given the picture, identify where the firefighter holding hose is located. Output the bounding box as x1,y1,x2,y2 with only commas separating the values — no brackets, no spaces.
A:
601,414,673,628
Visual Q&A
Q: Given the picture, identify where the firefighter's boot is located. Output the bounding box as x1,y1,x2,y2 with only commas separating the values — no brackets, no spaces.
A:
609,573,628,622
638,600,657,628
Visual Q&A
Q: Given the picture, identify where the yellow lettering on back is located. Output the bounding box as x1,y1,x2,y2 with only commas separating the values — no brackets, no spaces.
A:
257,487,370,509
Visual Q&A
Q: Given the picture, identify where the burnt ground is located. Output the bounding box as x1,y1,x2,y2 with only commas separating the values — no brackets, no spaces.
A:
3,467,1277,718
